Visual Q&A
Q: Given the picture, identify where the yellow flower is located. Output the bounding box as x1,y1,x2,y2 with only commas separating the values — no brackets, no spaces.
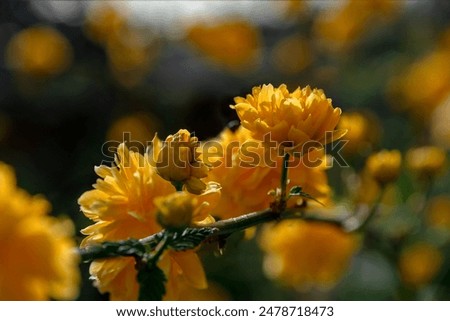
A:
84,4,158,87
84,4,127,45
106,26,159,87
389,48,450,122
313,0,400,53
405,146,447,180
206,126,331,220
155,187,218,230
281,0,307,18
231,84,346,154
260,220,359,290
426,196,450,230
365,150,402,185
79,143,218,300
106,112,161,148
0,162,79,300
398,242,443,288
187,20,261,71
337,111,380,156
431,93,450,149
271,35,312,74
5,26,72,78
154,129,210,194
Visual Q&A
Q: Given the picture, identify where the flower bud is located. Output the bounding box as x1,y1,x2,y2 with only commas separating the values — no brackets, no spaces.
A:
365,150,402,185
155,129,209,194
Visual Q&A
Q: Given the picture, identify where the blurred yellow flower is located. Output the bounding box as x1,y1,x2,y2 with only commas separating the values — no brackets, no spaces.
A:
398,242,443,288
389,48,450,122
106,112,161,149
84,4,159,87
84,4,127,45
314,0,400,53
365,150,402,185
79,143,216,300
337,111,380,156
5,26,72,78
426,196,450,230
206,126,331,220
271,35,312,74
106,26,160,87
154,130,210,194
281,0,307,18
187,20,261,71
231,84,345,154
354,171,400,208
0,162,79,300
406,146,447,180
431,93,450,149
260,220,359,290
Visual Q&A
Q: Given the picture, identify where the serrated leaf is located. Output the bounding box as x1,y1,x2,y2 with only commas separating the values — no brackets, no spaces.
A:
169,227,216,251
289,185,325,206
137,263,167,301
80,239,149,262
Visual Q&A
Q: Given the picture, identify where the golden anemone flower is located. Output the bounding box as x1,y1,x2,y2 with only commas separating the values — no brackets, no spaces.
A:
398,242,443,289
79,143,218,300
205,126,331,220
0,162,79,300
5,26,73,78
405,146,447,180
153,129,210,195
365,150,402,185
260,220,359,290
231,84,346,155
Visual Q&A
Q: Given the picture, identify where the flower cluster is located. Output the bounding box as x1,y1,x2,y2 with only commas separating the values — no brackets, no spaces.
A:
78,83,353,299
79,142,219,300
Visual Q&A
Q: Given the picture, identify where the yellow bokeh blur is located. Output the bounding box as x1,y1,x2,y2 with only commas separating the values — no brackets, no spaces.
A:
5,26,73,78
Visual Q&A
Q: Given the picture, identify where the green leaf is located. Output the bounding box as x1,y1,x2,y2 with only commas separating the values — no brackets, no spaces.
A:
289,185,325,206
168,227,217,251
137,262,167,301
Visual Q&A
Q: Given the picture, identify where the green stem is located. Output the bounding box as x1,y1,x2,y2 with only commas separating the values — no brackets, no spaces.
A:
79,207,345,262
279,152,290,211
171,181,184,191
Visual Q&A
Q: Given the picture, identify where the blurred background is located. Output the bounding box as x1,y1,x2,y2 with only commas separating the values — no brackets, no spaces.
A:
0,0,449,300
